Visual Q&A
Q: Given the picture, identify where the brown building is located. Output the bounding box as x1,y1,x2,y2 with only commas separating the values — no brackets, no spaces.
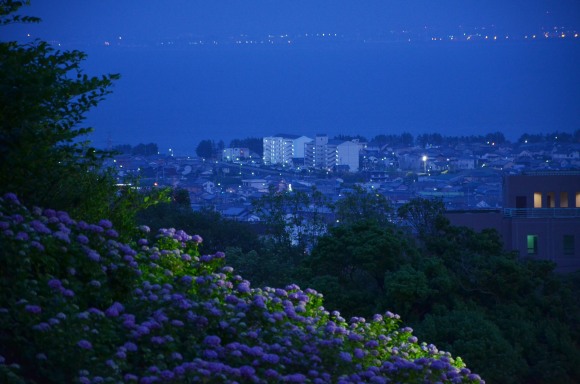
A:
446,171,580,273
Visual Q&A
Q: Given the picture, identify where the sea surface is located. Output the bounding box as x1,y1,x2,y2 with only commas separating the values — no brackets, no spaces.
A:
82,41,580,156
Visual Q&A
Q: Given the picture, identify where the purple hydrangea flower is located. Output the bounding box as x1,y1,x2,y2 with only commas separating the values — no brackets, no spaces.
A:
30,220,51,234
30,241,45,251
237,282,251,294
15,232,29,241
47,279,62,290
25,305,41,314
123,342,138,352
4,193,19,204
106,229,119,238
204,335,221,347
77,234,89,244
105,302,124,317
32,322,51,331
77,340,92,349
98,219,113,229
53,231,70,243
339,352,352,362
263,354,280,364
86,250,100,262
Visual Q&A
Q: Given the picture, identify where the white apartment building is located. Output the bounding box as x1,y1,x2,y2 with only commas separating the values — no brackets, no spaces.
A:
304,134,361,172
263,134,313,166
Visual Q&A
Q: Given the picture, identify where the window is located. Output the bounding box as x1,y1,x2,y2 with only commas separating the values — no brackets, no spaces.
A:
563,235,575,255
560,192,569,208
547,192,555,208
516,196,527,208
576,192,580,208
527,235,538,255
534,193,542,208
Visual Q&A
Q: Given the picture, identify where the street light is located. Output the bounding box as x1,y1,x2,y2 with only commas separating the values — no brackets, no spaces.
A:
422,155,427,173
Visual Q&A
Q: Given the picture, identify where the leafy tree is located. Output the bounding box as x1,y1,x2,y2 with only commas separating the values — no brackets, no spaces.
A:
195,139,215,159
419,309,528,383
400,132,414,146
333,134,367,142
0,2,168,236
417,219,580,383
252,185,330,252
307,221,418,317
171,188,191,207
112,144,132,154
137,202,261,255
0,3,119,211
132,142,158,156
251,186,289,245
371,133,414,147
484,131,505,145
397,197,446,239
1,3,112,211
334,185,393,226
416,133,443,147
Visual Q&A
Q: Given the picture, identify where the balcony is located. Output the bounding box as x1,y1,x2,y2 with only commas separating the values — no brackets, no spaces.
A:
503,208,580,218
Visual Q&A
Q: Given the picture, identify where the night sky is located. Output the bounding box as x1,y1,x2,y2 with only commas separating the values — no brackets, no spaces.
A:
4,1,580,155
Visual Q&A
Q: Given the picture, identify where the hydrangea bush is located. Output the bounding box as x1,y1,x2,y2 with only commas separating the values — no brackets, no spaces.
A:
0,193,484,383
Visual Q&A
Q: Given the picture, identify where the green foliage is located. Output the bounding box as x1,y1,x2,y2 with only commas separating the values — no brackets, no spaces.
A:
113,142,159,156
334,185,394,227
225,243,307,289
0,1,39,26
420,310,528,383
371,132,414,147
195,139,216,159
307,221,417,316
0,3,168,235
252,185,329,251
0,194,481,383
137,202,261,254
301,213,580,383
397,197,446,239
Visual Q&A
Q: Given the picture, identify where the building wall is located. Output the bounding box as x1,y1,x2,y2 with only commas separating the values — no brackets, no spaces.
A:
337,141,360,172
263,135,312,165
447,172,580,273
507,217,579,273
305,135,336,170
263,137,292,165
293,136,313,159
222,147,250,162
503,173,580,208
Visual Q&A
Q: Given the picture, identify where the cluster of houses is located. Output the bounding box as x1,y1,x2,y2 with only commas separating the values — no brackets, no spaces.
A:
225,133,580,174
108,134,580,272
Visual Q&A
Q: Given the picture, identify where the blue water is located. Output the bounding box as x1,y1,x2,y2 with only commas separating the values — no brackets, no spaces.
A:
82,41,580,156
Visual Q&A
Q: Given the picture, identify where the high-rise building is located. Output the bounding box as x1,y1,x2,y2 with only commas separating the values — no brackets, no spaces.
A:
304,134,362,172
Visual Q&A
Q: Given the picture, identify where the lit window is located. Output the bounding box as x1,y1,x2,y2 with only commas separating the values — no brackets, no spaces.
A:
534,193,542,208
563,235,575,255
527,235,538,255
